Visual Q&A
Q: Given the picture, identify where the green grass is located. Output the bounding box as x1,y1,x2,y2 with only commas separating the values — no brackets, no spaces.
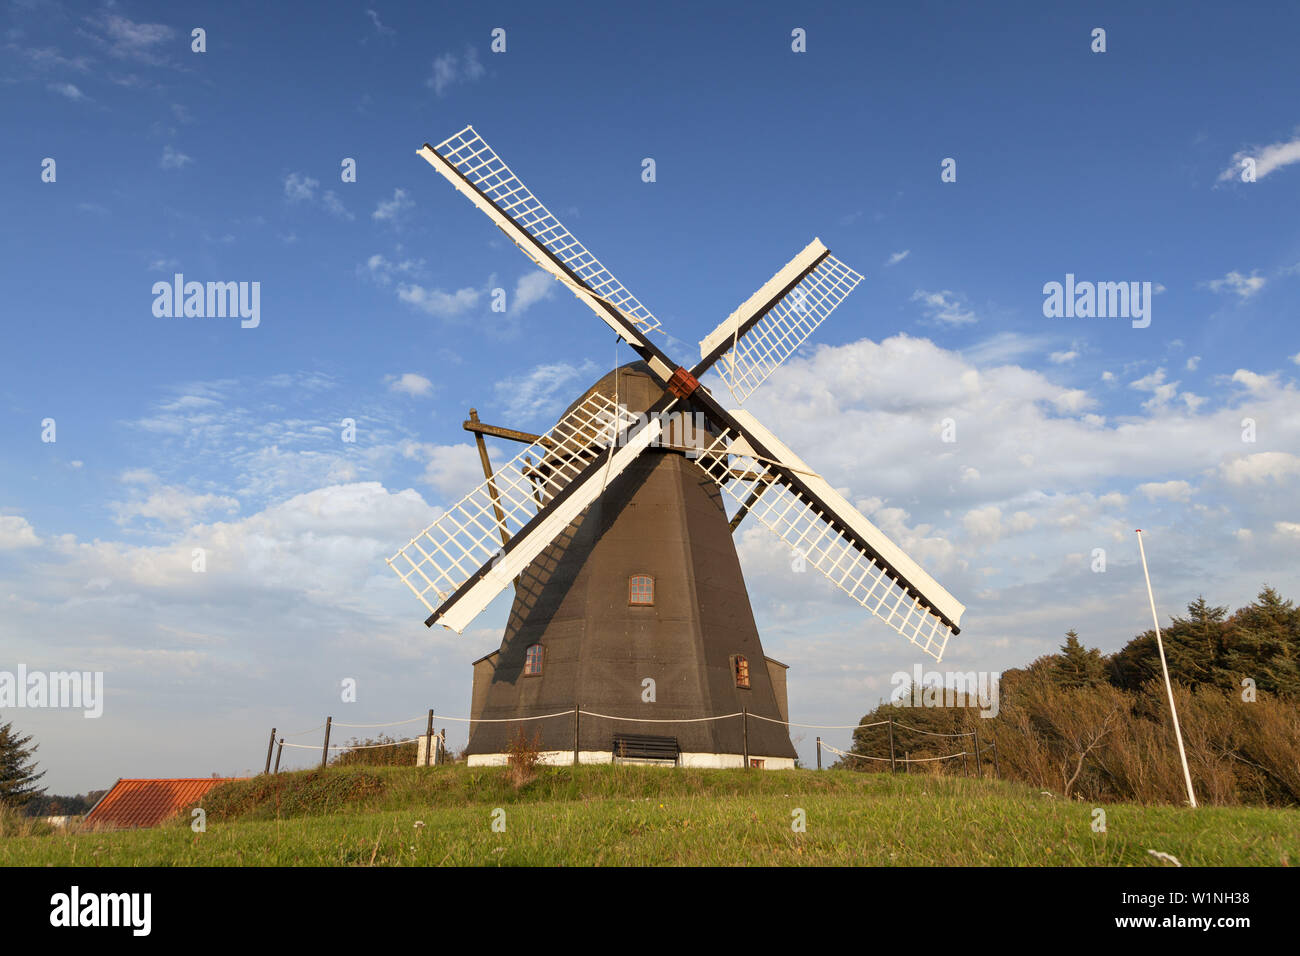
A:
2,764,1295,866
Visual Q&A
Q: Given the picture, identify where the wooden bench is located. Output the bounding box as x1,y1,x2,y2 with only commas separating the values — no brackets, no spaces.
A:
612,733,680,765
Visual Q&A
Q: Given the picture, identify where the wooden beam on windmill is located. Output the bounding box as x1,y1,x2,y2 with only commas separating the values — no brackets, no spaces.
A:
467,409,511,552
462,416,554,448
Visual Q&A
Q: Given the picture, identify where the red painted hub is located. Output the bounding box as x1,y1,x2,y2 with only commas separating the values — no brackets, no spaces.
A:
666,366,700,399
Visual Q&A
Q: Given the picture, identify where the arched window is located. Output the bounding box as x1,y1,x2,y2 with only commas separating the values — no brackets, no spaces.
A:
734,655,750,689
629,574,655,606
524,643,544,677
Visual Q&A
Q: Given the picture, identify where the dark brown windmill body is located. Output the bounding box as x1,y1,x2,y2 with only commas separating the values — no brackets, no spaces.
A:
465,364,795,765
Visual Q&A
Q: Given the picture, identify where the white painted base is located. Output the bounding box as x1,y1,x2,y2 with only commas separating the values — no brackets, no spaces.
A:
464,751,795,770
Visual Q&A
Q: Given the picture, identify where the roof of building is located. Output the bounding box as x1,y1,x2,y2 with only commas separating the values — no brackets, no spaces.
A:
84,777,242,829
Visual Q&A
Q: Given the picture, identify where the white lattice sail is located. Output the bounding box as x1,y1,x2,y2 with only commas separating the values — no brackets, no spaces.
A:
696,410,965,661
425,125,662,336
388,393,642,626
698,246,863,403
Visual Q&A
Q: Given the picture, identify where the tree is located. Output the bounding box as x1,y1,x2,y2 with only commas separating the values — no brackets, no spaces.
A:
0,721,46,808
1165,596,1230,690
1221,586,1300,698
1109,596,1232,693
1054,630,1108,689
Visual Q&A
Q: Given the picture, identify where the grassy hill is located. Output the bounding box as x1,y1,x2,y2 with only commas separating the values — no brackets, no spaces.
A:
2,764,1296,866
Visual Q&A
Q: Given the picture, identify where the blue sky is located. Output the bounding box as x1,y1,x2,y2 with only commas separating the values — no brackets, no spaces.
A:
2,0,1298,791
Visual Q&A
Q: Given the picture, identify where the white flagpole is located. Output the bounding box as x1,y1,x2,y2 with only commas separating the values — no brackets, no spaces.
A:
1135,529,1198,808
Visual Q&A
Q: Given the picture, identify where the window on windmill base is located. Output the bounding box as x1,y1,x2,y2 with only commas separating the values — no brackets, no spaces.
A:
629,574,654,606
750,758,765,769
524,644,544,677
734,655,750,689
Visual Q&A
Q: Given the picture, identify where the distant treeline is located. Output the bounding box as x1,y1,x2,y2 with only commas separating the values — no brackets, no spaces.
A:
843,587,1300,807
22,790,107,818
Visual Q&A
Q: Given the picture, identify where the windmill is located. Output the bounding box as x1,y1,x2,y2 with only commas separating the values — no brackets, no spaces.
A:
388,126,966,767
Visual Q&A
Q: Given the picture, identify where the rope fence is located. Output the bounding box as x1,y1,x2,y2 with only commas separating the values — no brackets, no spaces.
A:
259,706,1002,778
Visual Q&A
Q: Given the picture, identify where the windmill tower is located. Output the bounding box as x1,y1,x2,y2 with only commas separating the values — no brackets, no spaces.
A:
388,126,966,767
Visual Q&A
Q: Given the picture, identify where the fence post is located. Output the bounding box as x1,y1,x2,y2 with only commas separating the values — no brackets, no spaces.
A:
888,718,897,773
905,750,911,774
321,716,332,769
992,741,1000,779
816,736,822,770
425,709,434,767
264,727,277,774
573,704,580,766
274,738,284,773
741,707,749,769
439,728,447,764
962,749,969,777
972,726,983,779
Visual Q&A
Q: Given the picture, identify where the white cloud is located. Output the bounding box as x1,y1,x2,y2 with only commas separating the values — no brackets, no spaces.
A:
1203,270,1266,299
372,188,414,223
160,145,192,170
284,172,353,219
911,289,977,326
15,46,92,73
284,172,318,202
111,478,240,527
361,253,422,287
365,9,395,38
1049,350,1078,364
1129,368,1181,410
0,515,42,550
1053,388,1094,413
885,250,910,267
1186,356,1200,371
85,14,176,66
427,46,486,97
963,505,1003,541
321,192,352,219
511,271,555,315
407,443,483,499
388,373,434,398
1220,452,1300,486
494,360,599,421
1219,135,1300,182
48,82,89,102
1230,369,1278,394
397,283,481,318
1138,480,1193,503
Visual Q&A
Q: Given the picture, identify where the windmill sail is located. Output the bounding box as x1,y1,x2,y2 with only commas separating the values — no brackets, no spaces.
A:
418,126,662,343
696,409,965,661
695,242,864,403
388,393,649,632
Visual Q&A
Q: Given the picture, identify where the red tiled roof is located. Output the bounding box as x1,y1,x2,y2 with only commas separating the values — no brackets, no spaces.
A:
84,778,243,829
